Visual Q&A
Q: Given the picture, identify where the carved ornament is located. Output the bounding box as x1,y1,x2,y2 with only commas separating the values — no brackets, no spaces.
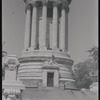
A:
42,55,59,70
53,1,59,7
3,89,20,95
4,58,20,71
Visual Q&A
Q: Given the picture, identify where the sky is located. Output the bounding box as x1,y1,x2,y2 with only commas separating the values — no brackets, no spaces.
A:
2,0,98,65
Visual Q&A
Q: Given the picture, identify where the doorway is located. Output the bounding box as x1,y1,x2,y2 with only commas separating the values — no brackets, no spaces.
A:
47,72,54,87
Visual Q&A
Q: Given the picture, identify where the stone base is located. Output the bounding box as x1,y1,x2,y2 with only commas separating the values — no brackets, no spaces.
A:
2,80,25,90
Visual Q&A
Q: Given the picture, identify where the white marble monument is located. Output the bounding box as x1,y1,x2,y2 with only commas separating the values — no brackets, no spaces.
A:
2,0,98,100
18,0,75,89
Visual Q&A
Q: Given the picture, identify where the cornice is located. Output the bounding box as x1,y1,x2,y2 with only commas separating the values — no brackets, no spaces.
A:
24,0,72,5
24,0,70,14
24,0,71,10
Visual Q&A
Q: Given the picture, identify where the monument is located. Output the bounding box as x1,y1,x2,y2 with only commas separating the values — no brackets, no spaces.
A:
2,0,98,100
18,0,75,89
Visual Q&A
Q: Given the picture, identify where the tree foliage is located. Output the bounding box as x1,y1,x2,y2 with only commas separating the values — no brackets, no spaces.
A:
87,46,98,81
87,46,98,62
73,62,93,89
73,46,98,89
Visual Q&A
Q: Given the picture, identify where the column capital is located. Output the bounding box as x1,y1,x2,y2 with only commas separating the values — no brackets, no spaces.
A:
31,1,38,7
61,2,69,13
62,2,67,9
53,1,59,7
42,0,48,6
25,3,32,13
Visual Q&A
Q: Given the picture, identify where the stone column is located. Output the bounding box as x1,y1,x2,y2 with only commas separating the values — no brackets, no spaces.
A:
59,4,66,51
65,13,68,51
31,2,37,50
24,5,31,51
39,1,47,50
52,2,58,50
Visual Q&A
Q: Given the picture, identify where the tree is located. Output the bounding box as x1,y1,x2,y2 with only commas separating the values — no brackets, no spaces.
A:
87,46,98,82
73,62,93,89
87,46,98,62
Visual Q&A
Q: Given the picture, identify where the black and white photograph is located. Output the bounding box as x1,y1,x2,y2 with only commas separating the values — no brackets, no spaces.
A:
2,0,98,100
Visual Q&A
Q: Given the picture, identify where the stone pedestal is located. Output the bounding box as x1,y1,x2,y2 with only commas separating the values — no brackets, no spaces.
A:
2,55,25,100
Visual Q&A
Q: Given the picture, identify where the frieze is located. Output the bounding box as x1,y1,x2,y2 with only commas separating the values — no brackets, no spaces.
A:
18,56,74,65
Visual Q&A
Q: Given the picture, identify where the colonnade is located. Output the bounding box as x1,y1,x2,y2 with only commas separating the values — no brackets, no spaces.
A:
24,1,69,51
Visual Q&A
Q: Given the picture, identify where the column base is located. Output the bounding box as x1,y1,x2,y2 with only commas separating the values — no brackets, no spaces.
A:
23,47,34,52
52,47,59,51
63,49,68,53
23,48,29,52
28,47,36,51
59,49,67,53
22,49,29,55
39,46,47,50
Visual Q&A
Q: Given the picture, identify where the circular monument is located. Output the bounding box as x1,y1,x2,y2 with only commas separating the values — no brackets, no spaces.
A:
18,0,75,89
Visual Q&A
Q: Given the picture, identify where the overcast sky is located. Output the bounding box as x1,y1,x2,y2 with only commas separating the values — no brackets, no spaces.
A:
2,0,98,64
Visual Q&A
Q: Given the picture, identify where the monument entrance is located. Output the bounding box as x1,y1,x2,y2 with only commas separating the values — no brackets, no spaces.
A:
47,72,54,87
